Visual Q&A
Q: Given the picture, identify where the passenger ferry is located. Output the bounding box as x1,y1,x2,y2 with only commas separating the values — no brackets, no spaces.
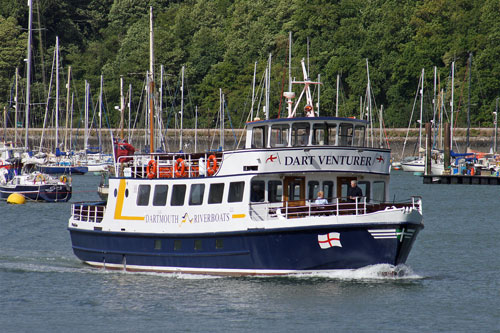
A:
68,51,423,275
68,118,423,275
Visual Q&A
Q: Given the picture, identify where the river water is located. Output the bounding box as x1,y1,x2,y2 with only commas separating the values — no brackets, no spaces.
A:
1,172,498,332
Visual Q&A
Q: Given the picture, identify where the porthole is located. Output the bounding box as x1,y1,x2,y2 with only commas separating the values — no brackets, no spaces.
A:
125,188,129,197
114,188,117,197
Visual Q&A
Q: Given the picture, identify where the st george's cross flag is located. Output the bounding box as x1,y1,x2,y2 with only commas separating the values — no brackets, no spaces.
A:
318,232,342,249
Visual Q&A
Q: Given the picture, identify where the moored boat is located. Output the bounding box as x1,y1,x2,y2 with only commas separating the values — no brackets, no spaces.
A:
0,165,72,202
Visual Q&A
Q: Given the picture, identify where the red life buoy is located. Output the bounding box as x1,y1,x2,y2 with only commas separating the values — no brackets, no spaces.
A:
174,158,186,178
206,155,218,176
147,160,157,179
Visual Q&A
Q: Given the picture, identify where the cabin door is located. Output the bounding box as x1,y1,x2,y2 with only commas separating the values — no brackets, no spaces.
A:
337,177,357,202
283,176,305,207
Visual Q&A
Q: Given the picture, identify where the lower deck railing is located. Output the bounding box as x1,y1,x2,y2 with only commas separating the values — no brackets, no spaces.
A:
251,196,422,221
72,202,106,223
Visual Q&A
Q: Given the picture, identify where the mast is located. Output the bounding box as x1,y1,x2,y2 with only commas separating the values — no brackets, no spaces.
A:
379,105,383,148
128,84,132,142
84,80,89,152
336,73,339,117
250,61,257,121
64,66,71,151
55,36,59,150
99,74,103,153
14,67,18,146
266,53,271,120
120,76,124,140
25,0,33,149
194,106,198,153
419,68,424,152
466,52,472,149
451,61,455,149
317,74,321,116
148,6,154,154
495,98,498,153
179,65,184,151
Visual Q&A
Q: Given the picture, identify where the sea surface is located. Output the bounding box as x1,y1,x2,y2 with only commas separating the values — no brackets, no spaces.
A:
1,172,499,332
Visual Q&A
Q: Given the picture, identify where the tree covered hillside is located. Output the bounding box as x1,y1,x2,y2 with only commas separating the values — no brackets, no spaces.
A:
1,0,500,130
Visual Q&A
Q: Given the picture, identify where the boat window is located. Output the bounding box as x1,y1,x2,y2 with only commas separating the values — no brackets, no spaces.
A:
154,240,162,250
323,181,334,202
250,180,265,202
174,240,182,251
307,181,320,201
194,240,202,250
137,184,151,206
215,239,224,249
291,122,310,146
208,183,224,204
372,181,385,203
171,184,187,206
268,180,283,203
354,125,366,147
328,124,338,145
338,123,354,146
312,124,328,145
252,126,267,148
228,181,245,203
189,184,205,205
358,181,370,202
270,124,289,147
152,185,168,206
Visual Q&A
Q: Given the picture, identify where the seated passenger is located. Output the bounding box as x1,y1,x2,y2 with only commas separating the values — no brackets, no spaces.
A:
314,191,329,205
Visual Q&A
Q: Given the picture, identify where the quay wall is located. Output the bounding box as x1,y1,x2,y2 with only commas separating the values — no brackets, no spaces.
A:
2,128,497,157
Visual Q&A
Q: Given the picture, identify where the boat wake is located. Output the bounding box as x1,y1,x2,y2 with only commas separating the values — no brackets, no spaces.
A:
290,264,424,281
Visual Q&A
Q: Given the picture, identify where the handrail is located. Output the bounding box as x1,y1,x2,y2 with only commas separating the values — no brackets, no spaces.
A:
256,197,420,220
116,152,222,179
72,203,106,223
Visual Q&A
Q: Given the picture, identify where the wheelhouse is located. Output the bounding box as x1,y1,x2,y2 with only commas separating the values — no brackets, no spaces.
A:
246,117,367,149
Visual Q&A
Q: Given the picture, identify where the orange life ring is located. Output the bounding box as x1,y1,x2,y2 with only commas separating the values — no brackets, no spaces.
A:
207,155,218,176
174,158,186,178
147,160,157,179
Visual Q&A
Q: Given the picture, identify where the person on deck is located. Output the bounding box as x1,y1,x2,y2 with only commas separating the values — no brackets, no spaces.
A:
347,180,363,202
314,191,329,205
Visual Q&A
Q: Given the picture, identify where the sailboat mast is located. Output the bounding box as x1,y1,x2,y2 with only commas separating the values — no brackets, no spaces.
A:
466,52,472,149
179,66,184,151
419,68,424,151
64,66,71,151
25,0,33,149
55,36,59,150
128,84,132,142
451,61,455,147
336,73,339,117
14,67,18,146
84,81,89,152
99,75,103,153
250,61,256,121
120,76,124,140
149,6,155,154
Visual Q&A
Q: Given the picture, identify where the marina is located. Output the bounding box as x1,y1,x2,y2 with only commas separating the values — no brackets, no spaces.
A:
1,172,498,331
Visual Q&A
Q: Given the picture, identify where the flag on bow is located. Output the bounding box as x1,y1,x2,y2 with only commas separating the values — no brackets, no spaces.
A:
318,232,342,249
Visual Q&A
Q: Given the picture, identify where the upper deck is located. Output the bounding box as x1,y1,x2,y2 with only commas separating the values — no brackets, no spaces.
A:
245,116,368,149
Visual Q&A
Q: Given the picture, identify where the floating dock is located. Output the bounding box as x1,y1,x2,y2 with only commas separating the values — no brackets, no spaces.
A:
422,174,500,185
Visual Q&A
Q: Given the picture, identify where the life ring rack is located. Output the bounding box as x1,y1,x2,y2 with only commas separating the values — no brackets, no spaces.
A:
207,154,218,176
59,175,69,183
147,159,157,179
174,158,186,178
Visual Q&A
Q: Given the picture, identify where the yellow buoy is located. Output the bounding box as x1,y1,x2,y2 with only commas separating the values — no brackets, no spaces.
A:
7,193,26,204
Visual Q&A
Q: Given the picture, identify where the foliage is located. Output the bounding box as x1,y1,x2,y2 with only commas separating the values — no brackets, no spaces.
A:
1,0,500,130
